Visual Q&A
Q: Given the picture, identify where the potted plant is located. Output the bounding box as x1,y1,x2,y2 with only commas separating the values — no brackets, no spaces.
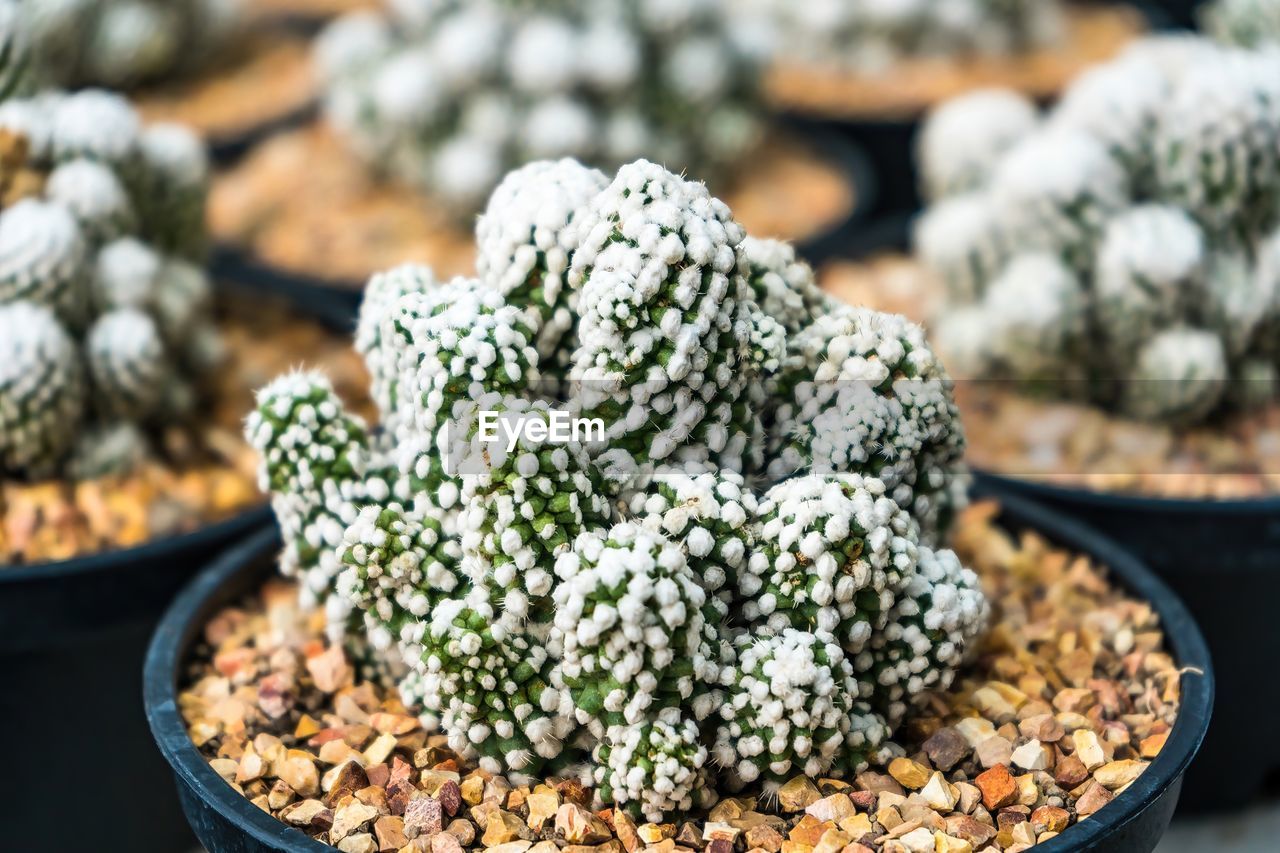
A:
146,156,1210,852
207,0,869,292
15,0,319,161
828,27,1277,810
736,0,1153,216
0,25,369,850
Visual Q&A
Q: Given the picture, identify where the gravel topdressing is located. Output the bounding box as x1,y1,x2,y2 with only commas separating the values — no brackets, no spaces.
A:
178,501,1189,853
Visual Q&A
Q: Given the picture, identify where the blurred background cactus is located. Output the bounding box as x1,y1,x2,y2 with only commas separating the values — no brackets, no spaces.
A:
914,35,1280,425
313,0,763,215
733,0,1064,74
247,157,984,816
0,78,218,479
15,0,244,89
1200,0,1280,48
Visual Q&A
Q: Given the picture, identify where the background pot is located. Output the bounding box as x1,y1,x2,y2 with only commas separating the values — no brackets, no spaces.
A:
144,490,1212,853
976,473,1275,812
836,210,1266,812
209,117,875,310
775,2,1169,220
0,274,357,853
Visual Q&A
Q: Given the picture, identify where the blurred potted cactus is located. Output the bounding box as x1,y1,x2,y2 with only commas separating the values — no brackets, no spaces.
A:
209,0,865,288
900,32,1280,809
0,14,372,848
12,0,321,157
736,0,1150,217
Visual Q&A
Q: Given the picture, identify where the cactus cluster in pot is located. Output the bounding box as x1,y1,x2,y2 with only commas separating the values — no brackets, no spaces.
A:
13,0,243,89
914,35,1280,425
0,52,217,479
313,0,762,216
247,156,986,820
732,0,1062,75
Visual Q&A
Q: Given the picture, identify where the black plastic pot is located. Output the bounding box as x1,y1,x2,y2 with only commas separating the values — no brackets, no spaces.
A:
976,473,1275,812
209,100,320,168
0,275,358,852
0,508,272,853
145,491,1212,853
211,117,877,305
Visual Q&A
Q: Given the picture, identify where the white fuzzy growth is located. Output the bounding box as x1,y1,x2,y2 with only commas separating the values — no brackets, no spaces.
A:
919,88,1038,202
316,0,759,215
474,158,608,357
552,524,715,727
990,129,1129,263
982,253,1087,376
0,199,89,317
913,191,1006,304
45,158,134,241
1122,327,1229,423
0,300,86,473
49,89,140,167
1095,205,1205,347
86,308,166,417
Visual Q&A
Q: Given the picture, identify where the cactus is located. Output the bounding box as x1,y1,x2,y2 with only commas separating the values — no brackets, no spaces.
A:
0,80,218,480
1201,0,1280,49
249,157,984,818
917,37,1280,425
17,0,243,90
713,628,890,790
315,0,762,216
0,299,84,474
739,0,1062,75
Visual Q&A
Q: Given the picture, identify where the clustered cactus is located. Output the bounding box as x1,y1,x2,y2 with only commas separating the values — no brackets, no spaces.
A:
915,36,1280,425
0,44,216,479
313,0,762,216
15,0,243,89
248,156,986,820
734,0,1062,74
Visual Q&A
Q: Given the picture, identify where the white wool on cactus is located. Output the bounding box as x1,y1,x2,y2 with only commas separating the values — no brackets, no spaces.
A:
250,155,983,820
317,0,760,217
916,36,1280,426
713,628,881,788
989,129,1129,269
981,253,1087,377
860,544,988,727
918,88,1038,202
475,158,609,359
740,474,916,652
568,159,754,471
552,523,719,732
1095,205,1206,348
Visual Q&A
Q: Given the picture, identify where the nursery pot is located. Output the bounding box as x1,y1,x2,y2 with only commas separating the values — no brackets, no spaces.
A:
144,491,1212,853
974,473,1276,812
0,276,356,853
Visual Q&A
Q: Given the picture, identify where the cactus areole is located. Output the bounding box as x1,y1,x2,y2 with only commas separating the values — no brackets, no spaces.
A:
248,157,986,821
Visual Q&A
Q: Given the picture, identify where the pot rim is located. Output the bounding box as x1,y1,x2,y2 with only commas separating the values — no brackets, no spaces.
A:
0,504,273,583
975,469,1280,514
145,492,1213,853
